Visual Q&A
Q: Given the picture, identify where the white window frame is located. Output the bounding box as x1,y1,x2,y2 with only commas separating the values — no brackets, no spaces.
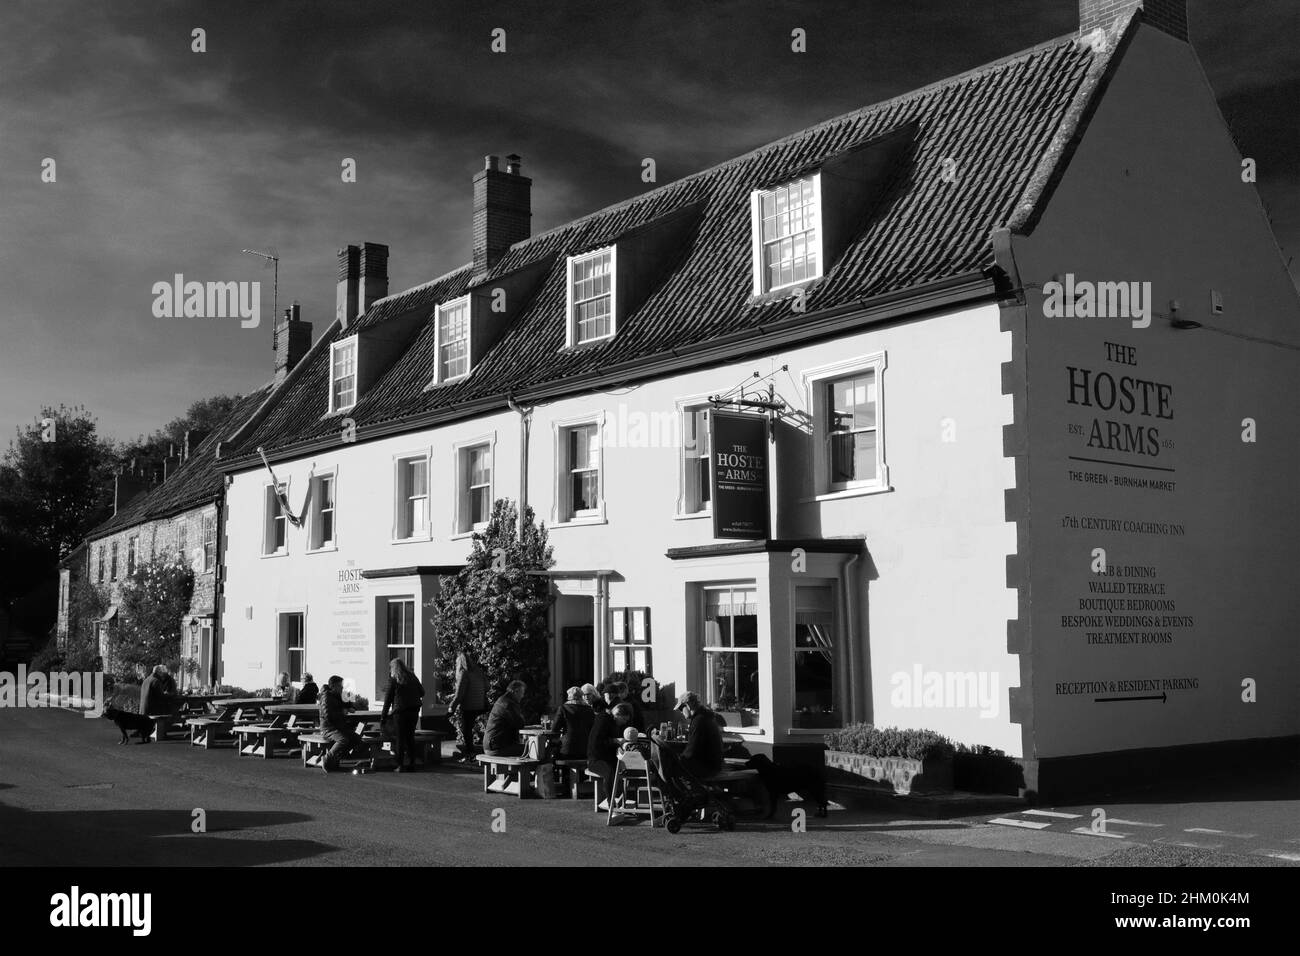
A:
565,245,618,348
802,351,891,500
127,535,138,576
329,336,359,414
452,435,496,537
201,512,216,572
263,483,289,557
674,394,715,519
551,412,606,526
110,541,119,581
307,470,338,552
276,608,307,683
700,582,762,728
178,519,189,565
97,545,105,583
383,596,418,674
433,296,471,384
392,449,433,543
750,172,824,296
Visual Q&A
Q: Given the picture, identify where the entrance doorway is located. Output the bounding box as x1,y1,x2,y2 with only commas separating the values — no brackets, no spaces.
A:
561,626,593,690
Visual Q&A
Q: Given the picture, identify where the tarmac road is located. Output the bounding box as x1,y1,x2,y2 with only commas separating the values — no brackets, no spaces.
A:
0,706,1292,868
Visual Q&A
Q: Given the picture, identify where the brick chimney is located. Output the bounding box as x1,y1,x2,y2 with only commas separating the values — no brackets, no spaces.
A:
113,470,149,516
183,428,210,461
1080,0,1187,41
473,153,532,277
273,301,313,385
162,443,182,480
335,243,390,329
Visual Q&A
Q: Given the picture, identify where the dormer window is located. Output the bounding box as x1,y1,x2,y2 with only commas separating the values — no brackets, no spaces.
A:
329,336,358,413
435,297,470,383
750,174,822,294
566,246,617,346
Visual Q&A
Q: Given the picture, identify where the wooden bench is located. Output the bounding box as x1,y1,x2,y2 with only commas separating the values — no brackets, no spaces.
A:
233,722,313,759
476,754,538,799
186,717,235,749
585,768,607,812
148,714,185,742
554,759,588,799
703,767,769,816
413,730,447,765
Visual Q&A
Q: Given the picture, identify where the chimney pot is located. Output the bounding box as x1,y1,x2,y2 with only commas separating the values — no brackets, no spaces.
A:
485,154,499,171
506,154,522,175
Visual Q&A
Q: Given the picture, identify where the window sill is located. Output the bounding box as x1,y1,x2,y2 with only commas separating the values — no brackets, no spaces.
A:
747,276,822,306
391,534,433,546
724,727,767,737
260,551,289,559
673,510,711,521
450,529,484,541
306,545,338,555
785,727,837,737
803,484,894,503
551,516,607,530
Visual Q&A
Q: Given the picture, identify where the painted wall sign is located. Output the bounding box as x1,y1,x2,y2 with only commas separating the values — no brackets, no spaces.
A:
710,411,770,540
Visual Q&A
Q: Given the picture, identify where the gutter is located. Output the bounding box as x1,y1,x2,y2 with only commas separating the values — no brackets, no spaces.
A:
218,269,995,472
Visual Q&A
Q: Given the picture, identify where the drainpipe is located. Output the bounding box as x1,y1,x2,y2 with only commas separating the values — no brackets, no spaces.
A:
594,574,608,684
841,553,861,723
505,393,532,538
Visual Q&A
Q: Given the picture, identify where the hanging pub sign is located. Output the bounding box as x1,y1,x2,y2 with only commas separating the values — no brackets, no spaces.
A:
710,410,770,540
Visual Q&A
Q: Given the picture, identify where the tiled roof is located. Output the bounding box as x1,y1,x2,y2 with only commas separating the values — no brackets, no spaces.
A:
228,29,1116,464
87,386,272,539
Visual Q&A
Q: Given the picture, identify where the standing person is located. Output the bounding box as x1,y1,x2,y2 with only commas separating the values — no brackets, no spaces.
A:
451,651,488,761
675,692,723,779
483,680,527,757
587,702,633,809
318,675,361,773
381,659,424,773
295,673,319,705
140,665,172,716
552,686,595,761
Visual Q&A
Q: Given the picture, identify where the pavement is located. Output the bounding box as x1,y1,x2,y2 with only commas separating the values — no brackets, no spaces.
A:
1,706,1295,867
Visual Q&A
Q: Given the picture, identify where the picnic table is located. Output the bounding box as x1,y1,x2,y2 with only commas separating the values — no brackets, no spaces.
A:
518,726,557,761
185,699,277,749
299,711,391,770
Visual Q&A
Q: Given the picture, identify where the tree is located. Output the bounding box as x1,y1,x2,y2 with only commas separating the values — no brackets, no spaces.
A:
115,393,241,469
111,555,194,680
0,406,115,647
432,499,555,719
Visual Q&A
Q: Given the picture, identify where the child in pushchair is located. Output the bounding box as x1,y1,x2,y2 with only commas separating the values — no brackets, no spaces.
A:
650,737,738,832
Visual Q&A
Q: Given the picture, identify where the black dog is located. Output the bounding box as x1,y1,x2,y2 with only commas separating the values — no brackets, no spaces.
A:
745,754,828,818
103,707,153,745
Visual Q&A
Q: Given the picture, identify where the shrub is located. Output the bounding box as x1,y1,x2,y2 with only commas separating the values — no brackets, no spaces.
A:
433,499,555,720
106,683,142,713
953,743,1025,794
111,556,194,678
215,685,251,697
603,669,657,704
824,723,955,762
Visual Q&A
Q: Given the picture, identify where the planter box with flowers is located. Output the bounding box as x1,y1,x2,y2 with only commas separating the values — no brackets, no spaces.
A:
823,724,955,794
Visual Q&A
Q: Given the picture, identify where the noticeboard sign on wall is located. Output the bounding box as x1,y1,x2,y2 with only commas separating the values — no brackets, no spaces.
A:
710,411,770,540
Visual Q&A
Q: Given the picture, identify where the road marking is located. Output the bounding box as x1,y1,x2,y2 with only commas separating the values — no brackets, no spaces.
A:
65,783,114,790
1185,828,1255,839
1155,838,1223,850
1023,809,1082,819
1106,818,1164,828
1253,849,1300,862
989,818,1051,830
1070,827,1127,839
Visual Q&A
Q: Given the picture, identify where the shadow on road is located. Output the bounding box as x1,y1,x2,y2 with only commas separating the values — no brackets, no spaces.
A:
0,799,338,866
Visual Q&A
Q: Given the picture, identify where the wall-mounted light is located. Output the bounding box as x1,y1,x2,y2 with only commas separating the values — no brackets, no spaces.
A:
1169,299,1202,330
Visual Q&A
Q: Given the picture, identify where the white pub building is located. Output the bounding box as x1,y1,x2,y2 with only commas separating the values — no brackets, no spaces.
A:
213,1,1299,797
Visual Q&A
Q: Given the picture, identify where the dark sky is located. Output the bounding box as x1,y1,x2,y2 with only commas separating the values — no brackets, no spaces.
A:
2,0,1296,442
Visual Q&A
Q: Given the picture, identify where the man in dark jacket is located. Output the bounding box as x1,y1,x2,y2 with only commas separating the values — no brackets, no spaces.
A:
587,702,632,807
295,673,319,705
318,675,361,772
139,665,173,716
483,680,527,757
552,686,595,760
676,692,723,779
452,653,489,761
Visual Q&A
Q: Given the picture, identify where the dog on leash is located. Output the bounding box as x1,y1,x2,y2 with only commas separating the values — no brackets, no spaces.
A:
744,753,829,817
103,707,153,745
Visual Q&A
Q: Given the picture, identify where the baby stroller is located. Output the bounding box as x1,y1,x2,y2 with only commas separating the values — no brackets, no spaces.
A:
650,738,738,833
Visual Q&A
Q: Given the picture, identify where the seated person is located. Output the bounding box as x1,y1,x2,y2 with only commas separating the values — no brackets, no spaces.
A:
272,671,292,700
552,686,595,761
619,681,647,733
295,673,319,705
587,702,633,808
483,680,527,757
318,675,361,773
675,692,723,779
